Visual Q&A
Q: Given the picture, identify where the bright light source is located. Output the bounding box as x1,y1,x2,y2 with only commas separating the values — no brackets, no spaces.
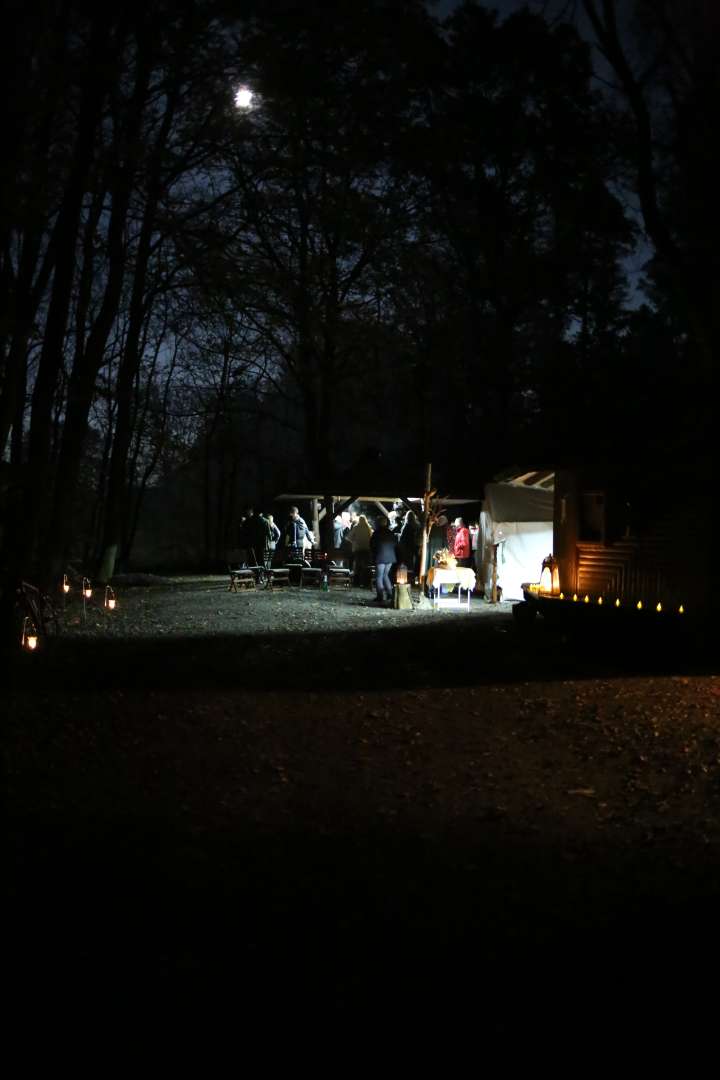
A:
234,86,253,109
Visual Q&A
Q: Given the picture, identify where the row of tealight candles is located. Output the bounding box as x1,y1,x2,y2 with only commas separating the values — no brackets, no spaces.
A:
559,592,684,614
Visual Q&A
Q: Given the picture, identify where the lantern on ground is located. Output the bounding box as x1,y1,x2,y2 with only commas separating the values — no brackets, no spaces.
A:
104,585,117,611
396,566,408,586
539,554,559,594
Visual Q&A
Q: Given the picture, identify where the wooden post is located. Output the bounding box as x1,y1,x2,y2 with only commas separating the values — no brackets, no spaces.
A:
492,544,498,604
419,462,432,589
311,499,321,548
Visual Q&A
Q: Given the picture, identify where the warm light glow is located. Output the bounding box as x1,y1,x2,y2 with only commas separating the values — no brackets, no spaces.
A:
656,602,662,613
84,588,92,599
597,596,603,605
396,567,408,586
234,86,253,109
104,585,117,610
62,574,70,594
572,593,578,602
559,592,564,600
679,605,684,614
83,577,92,599
615,598,620,608
539,566,552,592
21,617,38,651
108,598,116,610
636,601,642,610
584,594,590,604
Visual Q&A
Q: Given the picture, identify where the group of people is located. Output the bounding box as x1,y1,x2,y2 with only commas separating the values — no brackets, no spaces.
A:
427,515,479,570
237,502,479,604
238,504,316,568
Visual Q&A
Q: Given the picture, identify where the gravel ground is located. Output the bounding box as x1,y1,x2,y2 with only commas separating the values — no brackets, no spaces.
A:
6,576,720,1032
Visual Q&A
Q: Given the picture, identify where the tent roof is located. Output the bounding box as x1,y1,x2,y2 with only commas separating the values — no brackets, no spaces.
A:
275,493,478,506
484,481,554,522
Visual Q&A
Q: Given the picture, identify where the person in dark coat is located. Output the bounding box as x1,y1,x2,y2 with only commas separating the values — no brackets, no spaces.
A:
240,508,269,565
398,509,420,574
370,516,398,605
283,506,313,556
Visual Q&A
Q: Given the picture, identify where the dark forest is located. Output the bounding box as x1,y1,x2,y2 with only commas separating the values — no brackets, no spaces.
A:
1,0,715,592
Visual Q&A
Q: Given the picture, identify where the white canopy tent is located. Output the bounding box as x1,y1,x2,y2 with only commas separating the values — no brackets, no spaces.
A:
479,472,554,601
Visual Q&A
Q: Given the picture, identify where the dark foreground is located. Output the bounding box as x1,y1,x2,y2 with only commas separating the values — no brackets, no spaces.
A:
6,579,720,1036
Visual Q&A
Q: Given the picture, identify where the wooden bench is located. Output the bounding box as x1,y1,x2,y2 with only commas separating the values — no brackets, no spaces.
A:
266,567,290,589
228,568,256,592
300,566,323,588
328,567,352,590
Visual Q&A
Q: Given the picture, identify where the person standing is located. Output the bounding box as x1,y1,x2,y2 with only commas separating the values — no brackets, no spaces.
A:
399,509,420,576
453,517,471,567
266,514,281,564
370,516,398,606
350,512,373,586
283,505,313,558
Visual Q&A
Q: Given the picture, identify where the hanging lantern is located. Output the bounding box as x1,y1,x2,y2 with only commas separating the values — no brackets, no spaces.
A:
62,574,70,594
21,616,38,651
396,566,408,586
104,585,117,611
83,578,92,599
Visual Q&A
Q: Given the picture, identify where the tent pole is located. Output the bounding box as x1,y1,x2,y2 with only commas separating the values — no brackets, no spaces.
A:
419,463,432,589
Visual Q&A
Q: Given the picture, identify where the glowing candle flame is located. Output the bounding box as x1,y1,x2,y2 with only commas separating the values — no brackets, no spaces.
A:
108,598,116,610
615,599,620,608
636,601,642,610
572,594,578,602
559,592,564,600
679,605,684,614
26,634,38,650
584,594,590,604
597,596,603,605
656,602,662,612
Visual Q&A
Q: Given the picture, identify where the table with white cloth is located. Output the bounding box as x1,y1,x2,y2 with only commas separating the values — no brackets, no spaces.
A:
426,566,476,609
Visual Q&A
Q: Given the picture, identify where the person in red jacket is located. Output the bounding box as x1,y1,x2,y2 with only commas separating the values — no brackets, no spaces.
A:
452,517,471,566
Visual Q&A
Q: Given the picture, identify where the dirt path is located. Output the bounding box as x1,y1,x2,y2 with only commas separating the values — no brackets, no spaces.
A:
6,577,720,1029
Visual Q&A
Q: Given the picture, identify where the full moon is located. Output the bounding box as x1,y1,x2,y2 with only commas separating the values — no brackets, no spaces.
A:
234,86,253,109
